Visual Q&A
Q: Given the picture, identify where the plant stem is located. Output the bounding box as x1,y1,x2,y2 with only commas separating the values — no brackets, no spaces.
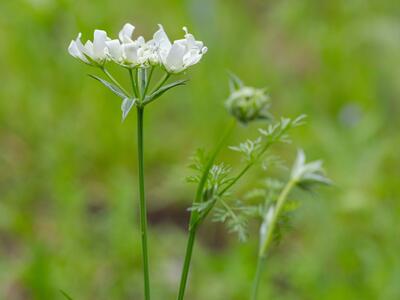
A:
177,226,197,300
251,256,265,300
136,68,146,101
136,106,151,300
143,66,155,96
128,68,139,98
177,120,236,300
150,73,171,94
251,179,296,300
259,180,295,255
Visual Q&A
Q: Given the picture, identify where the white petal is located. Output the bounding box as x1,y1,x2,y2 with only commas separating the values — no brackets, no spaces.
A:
291,149,306,180
135,36,146,46
106,39,122,61
153,24,171,50
68,41,80,58
83,40,94,58
119,23,135,43
123,43,140,65
183,52,202,68
74,33,86,53
93,29,108,60
165,43,186,73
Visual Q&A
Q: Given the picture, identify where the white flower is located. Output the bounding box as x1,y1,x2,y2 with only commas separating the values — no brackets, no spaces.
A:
145,24,172,66
105,23,147,68
157,26,208,73
290,150,331,187
68,30,109,65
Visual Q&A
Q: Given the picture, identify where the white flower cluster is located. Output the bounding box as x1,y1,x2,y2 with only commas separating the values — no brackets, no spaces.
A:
68,23,208,73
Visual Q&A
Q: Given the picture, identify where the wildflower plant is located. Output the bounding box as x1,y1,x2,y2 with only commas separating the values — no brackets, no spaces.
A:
67,21,329,300
68,22,206,300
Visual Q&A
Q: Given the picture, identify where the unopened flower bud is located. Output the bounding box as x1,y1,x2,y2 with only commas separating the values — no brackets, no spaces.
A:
225,86,272,124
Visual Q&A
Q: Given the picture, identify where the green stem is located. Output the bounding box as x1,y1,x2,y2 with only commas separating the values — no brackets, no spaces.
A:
251,179,296,300
150,73,171,95
259,180,295,255
177,227,197,300
136,106,151,300
101,67,130,97
143,66,155,97
251,256,265,300
177,120,236,300
128,68,139,98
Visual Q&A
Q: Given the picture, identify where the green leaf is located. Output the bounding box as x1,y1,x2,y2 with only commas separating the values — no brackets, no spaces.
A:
144,79,188,105
60,290,74,300
88,74,127,99
121,98,136,121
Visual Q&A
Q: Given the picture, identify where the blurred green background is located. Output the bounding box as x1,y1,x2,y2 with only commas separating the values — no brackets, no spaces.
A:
1,0,399,299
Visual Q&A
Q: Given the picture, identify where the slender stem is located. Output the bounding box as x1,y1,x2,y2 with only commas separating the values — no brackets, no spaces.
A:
150,73,171,95
259,180,295,255
251,256,265,300
219,162,253,197
143,66,155,96
136,106,151,300
251,179,296,300
190,119,237,229
128,68,139,98
139,68,148,100
177,227,197,300
101,67,130,97
177,120,236,300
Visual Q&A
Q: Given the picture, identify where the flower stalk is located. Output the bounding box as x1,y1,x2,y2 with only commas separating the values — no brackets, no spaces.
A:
136,105,151,300
251,179,295,300
177,119,237,300
251,150,330,300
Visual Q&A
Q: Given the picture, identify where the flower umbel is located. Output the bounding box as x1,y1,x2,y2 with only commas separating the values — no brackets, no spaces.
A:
68,23,207,72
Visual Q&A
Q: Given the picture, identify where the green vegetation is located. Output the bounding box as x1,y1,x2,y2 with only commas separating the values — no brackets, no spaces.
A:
0,0,399,299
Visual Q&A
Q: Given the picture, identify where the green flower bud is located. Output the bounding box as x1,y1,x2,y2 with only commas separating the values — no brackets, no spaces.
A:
225,86,272,124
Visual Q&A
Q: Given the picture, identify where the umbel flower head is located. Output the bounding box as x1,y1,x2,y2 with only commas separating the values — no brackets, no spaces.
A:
68,22,207,73
225,74,272,124
290,149,331,189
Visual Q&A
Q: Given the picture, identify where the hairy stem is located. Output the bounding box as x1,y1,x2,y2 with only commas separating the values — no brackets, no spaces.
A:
136,106,151,300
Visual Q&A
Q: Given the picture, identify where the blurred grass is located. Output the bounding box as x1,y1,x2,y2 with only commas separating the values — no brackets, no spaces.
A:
0,0,399,299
